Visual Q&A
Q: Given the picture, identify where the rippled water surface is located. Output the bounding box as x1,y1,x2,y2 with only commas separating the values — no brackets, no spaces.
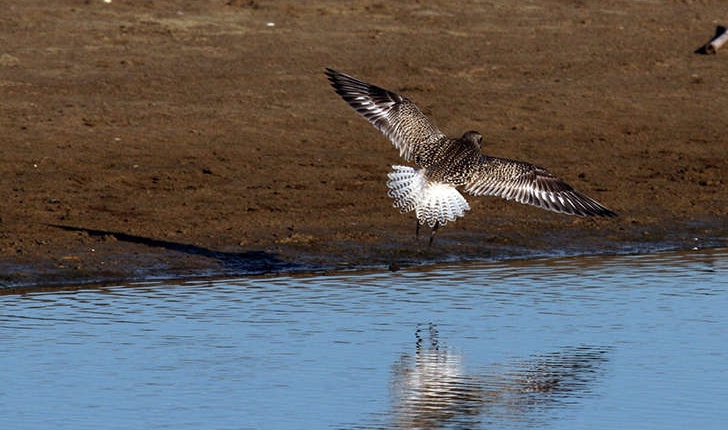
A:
1,248,726,429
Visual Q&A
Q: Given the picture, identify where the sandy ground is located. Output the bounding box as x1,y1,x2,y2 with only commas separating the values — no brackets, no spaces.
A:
1,0,727,290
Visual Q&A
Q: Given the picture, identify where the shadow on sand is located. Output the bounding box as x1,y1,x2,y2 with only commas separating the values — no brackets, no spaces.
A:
48,224,300,276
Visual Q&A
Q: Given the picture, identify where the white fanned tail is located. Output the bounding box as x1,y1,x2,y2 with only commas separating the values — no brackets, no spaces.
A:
386,165,470,228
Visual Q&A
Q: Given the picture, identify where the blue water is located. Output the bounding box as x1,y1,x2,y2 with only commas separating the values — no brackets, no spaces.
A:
1,248,726,429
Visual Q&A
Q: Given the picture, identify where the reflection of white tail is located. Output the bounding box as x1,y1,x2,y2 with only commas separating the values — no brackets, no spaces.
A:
387,165,470,228
390,324,483,429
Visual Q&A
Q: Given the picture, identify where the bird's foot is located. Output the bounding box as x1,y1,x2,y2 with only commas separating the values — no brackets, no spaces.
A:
428,222,439,247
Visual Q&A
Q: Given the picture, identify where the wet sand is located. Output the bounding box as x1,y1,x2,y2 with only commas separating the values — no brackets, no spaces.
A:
2,0,727,290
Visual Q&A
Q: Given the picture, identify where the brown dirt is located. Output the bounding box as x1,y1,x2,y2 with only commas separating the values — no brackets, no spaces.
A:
2,0,727,291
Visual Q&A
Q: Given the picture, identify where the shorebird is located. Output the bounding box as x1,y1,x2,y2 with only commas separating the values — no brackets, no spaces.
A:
325,68,616,245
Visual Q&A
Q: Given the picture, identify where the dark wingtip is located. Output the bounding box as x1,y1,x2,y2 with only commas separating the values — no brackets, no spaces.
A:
578,191,618,218
325,68,353,92
324,67,336,82
325,68,342,86
590,205,618,218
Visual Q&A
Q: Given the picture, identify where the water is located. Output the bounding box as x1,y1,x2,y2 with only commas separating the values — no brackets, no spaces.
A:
1,248,726,430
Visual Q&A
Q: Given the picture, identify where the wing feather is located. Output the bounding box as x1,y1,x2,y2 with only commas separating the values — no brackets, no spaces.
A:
464,156,617,217
326,68,446,162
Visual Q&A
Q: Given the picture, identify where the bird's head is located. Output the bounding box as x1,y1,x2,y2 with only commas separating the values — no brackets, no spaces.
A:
461,131,483,145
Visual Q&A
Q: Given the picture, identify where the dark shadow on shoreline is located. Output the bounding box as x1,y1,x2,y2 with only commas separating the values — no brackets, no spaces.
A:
47,224,300,275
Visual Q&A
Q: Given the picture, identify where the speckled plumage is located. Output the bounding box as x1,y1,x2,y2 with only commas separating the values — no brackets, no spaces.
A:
326,68,616,240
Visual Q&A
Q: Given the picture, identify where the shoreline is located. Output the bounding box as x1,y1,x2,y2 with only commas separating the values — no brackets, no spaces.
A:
3,216,725,294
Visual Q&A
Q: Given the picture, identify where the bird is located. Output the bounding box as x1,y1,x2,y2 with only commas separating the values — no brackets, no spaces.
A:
325,68,617,245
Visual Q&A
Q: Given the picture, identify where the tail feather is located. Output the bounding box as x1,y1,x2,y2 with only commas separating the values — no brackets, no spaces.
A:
387,165,426,213
387,165,470,227
417,182,470,227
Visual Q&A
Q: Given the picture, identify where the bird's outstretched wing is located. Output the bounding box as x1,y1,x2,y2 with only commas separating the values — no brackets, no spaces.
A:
326,68,446,162
464,156,617,217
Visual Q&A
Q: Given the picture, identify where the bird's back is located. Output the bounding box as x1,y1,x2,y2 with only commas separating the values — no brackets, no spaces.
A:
417,136,482,186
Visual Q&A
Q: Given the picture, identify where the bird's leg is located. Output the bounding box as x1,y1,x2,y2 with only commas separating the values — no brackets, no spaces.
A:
428,222,440,247
415,219,421,240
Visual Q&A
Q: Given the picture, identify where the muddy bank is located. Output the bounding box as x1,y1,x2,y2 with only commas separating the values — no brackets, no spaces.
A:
1,1,726,291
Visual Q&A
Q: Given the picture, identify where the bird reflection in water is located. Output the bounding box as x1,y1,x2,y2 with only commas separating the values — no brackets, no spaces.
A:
390,323,484,429
389,323,609,429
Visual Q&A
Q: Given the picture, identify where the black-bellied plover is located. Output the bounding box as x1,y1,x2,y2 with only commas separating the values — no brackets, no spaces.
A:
325,68,616,245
